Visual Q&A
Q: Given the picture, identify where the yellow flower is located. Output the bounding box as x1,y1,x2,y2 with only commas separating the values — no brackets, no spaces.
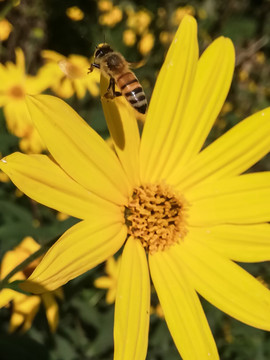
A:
94,256,121,304
40,50,100,99
171,5,195,26
99,6,123,27
0,48,47,153
0,19,13,41
66,6,84,21
123,29,136,47
97,0,113,12
138,32,155,55
1,16,270,359
126,8,152,35
0,237,63,333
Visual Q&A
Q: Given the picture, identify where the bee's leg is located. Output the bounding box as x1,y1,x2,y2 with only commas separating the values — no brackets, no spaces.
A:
104,77,121,99
88,63,100,73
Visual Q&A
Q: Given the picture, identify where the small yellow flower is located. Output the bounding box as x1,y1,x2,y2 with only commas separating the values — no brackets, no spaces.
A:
2,16,270,360
56,212,69,221
255,51,266,64
0,19,13,41
0,171,9,182
248,80,257,93
97,0,113,12
159,31,174,45
66,6,84,21
138,32,155,55
221,101,233,115
126,8,152,35
123,29,136,47
40,50,100,99
0,237,63,333
171,5,195,26
99,6,123,27
198,8,208,20
0,48,47,153
94,256,121,304
238,68,249,82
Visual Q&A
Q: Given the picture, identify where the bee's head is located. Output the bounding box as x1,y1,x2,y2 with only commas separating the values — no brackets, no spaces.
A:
94,43,114,59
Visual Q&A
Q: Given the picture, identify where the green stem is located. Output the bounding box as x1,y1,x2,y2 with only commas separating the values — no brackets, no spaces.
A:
0,236,58,290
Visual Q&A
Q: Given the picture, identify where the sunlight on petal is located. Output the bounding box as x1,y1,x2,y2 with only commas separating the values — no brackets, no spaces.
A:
114,237,150,360
188,223,270,262
26,94,131,205
174,108,270,190
0,152,119,220
140,15,198,183
149,247,219,360
101,75,141,187
187,172,270,225
166,37,234,183
22,220,127,293
178,239,270,330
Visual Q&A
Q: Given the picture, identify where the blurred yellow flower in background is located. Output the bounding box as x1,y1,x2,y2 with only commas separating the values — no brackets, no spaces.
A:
171,5,195,26
0,48,48,153
99,6,123,27
40,50,100,99
0,19,13,41
126,8,152,35
0,237,63,333
66,6,84,21
94,256,121,304
97,0,113,12
123,29,136,47
138,32,155,55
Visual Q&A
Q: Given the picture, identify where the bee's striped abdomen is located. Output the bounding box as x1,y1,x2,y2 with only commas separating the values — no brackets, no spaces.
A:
116,72,147,114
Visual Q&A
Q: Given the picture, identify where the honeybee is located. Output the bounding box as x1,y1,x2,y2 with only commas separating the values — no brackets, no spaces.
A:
89,43,147,114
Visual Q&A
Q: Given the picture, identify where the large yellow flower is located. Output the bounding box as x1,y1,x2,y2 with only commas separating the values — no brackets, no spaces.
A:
0,237,63,333
1,16,270,359
0,48,47,153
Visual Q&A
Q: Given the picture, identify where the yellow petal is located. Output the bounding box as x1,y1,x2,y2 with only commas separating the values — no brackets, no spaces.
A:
0,152,118,220
26,94,131,205
174,108,270,190
166,37,234,183
41,292,59,332
73,78,86,99
101,75,141,187
9,312,24,332
178,239,270,330
114,237,150,360
149,247,219,360
0,289,17,308
4,101,31,137
11,295,41,333
140,15,198,183
94,276,113,289
22,219,127,293
188,223,270,262
15,48,25,72
187,172,270,225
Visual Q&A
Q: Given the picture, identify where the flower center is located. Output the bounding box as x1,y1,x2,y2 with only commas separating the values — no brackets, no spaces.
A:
58,59,85,79
125,183,188,254
9,85,25,99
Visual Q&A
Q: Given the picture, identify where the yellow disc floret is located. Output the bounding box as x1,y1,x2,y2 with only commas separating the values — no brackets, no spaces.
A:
125,183,188,254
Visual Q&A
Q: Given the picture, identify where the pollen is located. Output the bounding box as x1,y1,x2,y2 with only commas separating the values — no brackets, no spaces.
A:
125,183,188,254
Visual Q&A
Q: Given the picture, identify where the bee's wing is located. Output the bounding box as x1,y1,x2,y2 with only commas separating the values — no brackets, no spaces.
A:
128,58,147,69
